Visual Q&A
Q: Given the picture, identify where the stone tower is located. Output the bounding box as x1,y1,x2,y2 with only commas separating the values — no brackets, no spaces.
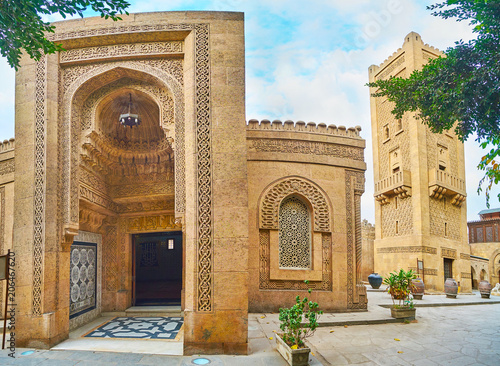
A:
368,32,471,292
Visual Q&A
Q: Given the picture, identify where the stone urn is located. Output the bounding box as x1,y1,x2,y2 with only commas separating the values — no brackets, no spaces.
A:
478,280,492,298
368,273,383,289
276,335,310,366
444,278,458,298
411,277,425,300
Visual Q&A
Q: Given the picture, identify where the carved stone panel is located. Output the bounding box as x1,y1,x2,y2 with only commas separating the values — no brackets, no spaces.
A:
70,241,97,318
0,160,14,176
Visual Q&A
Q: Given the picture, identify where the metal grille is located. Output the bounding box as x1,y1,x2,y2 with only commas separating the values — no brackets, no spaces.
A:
278,196,311,269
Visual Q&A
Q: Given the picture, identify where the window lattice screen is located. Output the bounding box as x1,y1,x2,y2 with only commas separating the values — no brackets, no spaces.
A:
279,196,311,269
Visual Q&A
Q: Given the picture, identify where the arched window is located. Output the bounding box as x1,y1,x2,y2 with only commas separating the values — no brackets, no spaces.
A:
278,196,311,269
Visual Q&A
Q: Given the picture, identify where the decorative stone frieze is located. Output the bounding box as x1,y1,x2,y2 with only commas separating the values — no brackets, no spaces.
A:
127,214,181,232
60,41,184,64
377,246,437,254
0,160,14,176
441,247,457,259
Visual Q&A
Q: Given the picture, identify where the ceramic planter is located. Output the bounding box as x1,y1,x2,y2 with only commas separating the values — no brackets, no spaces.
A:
276,334,311,366
390,306,416,320
368,273,383,289
411,278,424,300
444,278,458,298
478,280,492,298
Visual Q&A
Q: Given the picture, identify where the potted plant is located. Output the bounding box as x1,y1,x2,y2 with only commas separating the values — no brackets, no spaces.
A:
383,269,417,319
276,280,323,366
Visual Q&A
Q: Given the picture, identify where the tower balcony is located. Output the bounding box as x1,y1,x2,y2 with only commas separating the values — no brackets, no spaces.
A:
374,170,412,205
428,169,466,206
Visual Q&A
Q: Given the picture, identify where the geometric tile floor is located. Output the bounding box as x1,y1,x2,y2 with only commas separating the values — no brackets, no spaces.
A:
84,317,183,340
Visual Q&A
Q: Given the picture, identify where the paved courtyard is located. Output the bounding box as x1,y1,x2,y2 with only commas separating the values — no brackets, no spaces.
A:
309,304,500,365
1,291,499,365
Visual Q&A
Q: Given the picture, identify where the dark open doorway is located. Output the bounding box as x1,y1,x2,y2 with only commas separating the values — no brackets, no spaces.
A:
133,231,182,306
444,258,453,282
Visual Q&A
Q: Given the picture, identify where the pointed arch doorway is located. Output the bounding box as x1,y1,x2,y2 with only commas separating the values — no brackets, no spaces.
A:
132,231,183,306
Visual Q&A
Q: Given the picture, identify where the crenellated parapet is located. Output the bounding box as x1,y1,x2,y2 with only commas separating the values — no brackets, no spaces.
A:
0,138,15,153
0,138,15,178
247,119,362,139
246,119,366,171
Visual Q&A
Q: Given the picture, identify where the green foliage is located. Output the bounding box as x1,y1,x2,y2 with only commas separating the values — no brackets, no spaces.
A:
383,269,416,308
367,0,500,206
278,280,323,348
0,0,130,70
478,139,500,206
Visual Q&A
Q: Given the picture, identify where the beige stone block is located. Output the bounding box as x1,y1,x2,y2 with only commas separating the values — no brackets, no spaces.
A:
227,67,245,87
184,309,248,345
213,178,247,208
226,20,245,35
214,237,248,272
211,66,227,86
212,127,246,153
213,207,248,239
211,84,245,108
214,272,248,311
213,152,247,180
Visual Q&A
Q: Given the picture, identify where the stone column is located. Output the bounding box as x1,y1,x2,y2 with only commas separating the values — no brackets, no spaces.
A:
14,53,71,348
182,13,249,355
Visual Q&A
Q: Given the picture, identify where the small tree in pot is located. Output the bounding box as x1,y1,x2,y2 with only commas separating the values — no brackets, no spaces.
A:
276,280,323,366
383,269,417,319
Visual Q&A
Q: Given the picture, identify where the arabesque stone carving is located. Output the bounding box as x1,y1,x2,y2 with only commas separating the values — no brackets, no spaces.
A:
260,177,331,232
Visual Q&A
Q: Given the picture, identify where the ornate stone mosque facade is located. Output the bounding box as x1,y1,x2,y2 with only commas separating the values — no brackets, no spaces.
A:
0,11,482,356
0,12,369,354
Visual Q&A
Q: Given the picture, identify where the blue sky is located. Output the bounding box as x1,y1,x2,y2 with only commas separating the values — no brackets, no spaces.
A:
0,0,497,222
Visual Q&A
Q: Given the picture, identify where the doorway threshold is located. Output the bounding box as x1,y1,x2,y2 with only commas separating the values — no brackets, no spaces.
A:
101,305,183,317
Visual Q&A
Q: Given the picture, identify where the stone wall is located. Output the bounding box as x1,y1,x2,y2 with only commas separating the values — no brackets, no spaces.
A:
246,119,367,312
469,241,500,286
0,139,14,319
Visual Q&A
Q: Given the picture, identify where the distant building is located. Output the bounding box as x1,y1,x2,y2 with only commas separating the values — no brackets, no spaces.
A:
361,219,375,281
369,32,471,292
468,209,500,287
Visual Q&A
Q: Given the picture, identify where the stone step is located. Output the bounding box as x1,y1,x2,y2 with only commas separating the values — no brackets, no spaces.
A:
102,306,183,318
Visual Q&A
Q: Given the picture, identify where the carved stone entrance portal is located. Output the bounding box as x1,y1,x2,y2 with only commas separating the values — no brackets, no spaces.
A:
13,12,249,355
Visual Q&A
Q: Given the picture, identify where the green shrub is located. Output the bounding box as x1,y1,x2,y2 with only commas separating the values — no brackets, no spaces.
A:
383,269,417,308
278,280,323,348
